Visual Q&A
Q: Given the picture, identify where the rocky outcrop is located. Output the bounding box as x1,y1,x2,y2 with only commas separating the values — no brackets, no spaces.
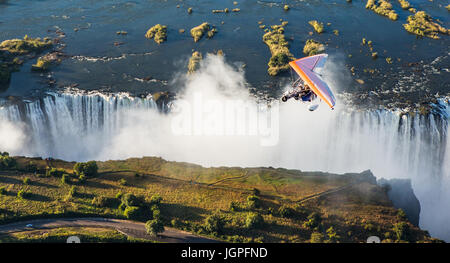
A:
378,178,421,226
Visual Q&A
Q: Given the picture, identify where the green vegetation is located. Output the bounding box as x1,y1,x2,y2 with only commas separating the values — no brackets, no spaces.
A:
365,0,398,21
284,5,290,11
0,35,52,55
0,152,16,170
188,51,202,74
73,161,98,177
204,213,226,235
0,227,151,243
245,212,264,229
145,24,168,44
190,23,216,42
308,20,324,34
0,156,437,243
262,24,294,76
403,11,449,39
146,218,164,236
187,7,193,14
303,39,324,56
0,36,53,89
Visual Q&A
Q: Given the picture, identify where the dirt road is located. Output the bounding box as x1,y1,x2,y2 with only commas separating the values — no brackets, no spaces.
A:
0,217,221,243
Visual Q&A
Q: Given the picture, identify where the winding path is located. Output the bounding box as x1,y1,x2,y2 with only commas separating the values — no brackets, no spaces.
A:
0,217,221,243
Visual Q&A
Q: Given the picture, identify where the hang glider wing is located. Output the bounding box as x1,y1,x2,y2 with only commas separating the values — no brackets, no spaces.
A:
289,54,336,109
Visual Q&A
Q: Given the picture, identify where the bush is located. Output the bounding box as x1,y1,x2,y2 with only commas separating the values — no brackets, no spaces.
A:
91,196,111,207
229,201,242,212
118,178,127,186
393,222,409,241
17,189,29,199
46,168,64,177
397,209,407,220
326,226,340,242
61,174,70,184
115,192,123,200
149,194,162,206
171,218,182,228
124,206,147,221
121,193,142,207
151,207,161,220
247,195,261,209
278,205,295,218
204,213,226,235
68,186,77,197
23,177,31,185
0,186,6,195
73,161,98,177
245,212,264,229
0,153,16,169
251,188,260,196
78,174,86,184
25,162,38,173
303,212,321,229
146,218,165,236
310,232,324,243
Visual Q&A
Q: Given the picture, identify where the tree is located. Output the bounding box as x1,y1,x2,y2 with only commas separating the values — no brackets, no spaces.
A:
310,232,324,243
146,218,164,236
393,222,409,241
245,212,264,229
278,205,295,218
204,213,226,235
73,161,98,177
247,195,261,209
326,226,340,243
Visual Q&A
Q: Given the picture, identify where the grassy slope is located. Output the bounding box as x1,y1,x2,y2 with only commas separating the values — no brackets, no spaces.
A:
0,156,439,243
0,227,150,243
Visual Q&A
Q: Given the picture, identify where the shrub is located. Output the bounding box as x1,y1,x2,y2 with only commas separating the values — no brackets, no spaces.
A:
393,222,409,241
121,193,142,207
310,232,324,243
124,206,147,221
115,191,123,200
61,174,71,184
245,212,264,229
17,189,29,199
73,161,98,177
149,194,162,206
68,186,77,197
171,218,182,228
278,205,295,218
23,177,31,185
247,195,261,209
326,226,340,242
229,201,242,212
303,212,321,229
151,206,161,219
78,174,86,184
118,178,127,186
146,218,165,236
397,209,407,220
0,153,16,169
251,188,260,196
25,162,38,173
0,186,6,195
46,168,64,177
91,196,111,207
204,213,226,235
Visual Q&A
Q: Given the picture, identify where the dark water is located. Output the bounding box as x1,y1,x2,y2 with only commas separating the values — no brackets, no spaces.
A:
0,0,449,100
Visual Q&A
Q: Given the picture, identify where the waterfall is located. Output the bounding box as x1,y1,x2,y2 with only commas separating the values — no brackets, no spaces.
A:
0,91,449,240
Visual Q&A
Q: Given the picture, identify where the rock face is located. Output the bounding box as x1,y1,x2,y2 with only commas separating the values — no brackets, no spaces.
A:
378,178,421,226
